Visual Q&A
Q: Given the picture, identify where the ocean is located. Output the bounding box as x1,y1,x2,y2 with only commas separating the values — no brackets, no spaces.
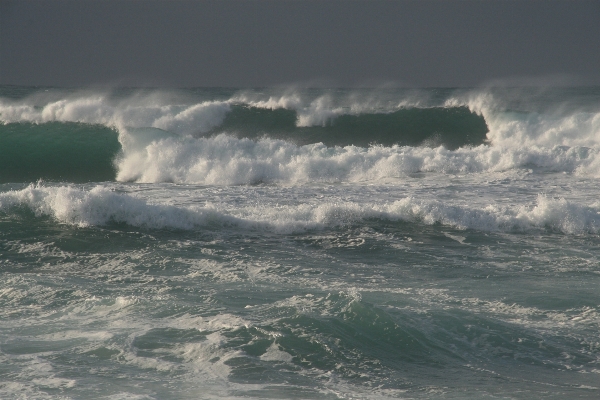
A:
1,85,599,399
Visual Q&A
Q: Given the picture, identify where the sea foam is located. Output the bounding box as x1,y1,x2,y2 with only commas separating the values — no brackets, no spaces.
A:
447,90,600,148
0,185,240,230
115,133,599,184
2,185,599,235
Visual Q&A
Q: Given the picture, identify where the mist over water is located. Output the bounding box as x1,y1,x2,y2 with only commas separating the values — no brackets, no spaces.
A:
1,86,600,399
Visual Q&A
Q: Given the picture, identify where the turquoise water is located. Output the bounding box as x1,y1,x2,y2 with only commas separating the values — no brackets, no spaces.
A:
1,86,600,398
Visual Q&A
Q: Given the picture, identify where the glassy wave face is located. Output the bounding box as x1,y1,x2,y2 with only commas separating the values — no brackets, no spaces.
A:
2,86,600,399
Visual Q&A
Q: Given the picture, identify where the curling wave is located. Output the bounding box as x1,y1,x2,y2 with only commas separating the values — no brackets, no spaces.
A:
2,87,600,184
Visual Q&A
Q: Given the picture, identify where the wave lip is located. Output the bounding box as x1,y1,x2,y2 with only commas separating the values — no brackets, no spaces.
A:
0,184,241,230
0,94,231,135
445,89,600,148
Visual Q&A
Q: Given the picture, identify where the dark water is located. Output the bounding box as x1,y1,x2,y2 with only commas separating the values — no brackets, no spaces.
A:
212,105,488,148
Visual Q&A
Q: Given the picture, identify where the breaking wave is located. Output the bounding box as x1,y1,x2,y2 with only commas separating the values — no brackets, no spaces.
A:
2,184,600,235
114,133,599,184
1,87,600,184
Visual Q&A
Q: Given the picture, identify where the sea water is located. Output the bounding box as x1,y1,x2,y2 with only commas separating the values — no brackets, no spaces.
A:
1,86,599,398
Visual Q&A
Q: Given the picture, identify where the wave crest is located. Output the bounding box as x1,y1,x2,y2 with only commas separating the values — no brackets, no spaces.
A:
0,93,230,135
0,184,238,229
3,87,600,184
2,185,599,235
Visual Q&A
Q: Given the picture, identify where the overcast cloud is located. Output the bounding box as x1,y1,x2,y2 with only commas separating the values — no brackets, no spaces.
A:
1,0,599,87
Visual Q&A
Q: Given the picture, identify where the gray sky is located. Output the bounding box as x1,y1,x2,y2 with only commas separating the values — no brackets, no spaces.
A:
1,0,599,87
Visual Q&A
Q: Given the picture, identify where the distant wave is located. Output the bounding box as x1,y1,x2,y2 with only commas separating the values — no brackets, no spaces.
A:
0,92,231,134
213,105,487,149
2,185,600,235
0,91,487,147
1,88,600,184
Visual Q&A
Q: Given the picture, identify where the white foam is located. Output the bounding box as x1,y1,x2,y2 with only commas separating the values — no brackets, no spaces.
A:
446,90,600,149
0,184,242,229
259,342,293,363
232,89,429,127
0,93,230,135
3,185,600,235
232,92,304,111
113,132,600,184
231,92,348,127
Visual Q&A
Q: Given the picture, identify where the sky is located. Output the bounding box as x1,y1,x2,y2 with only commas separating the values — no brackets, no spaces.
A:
1,0,599,88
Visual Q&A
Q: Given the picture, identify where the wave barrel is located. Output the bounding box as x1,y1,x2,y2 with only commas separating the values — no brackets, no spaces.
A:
0,122,120,183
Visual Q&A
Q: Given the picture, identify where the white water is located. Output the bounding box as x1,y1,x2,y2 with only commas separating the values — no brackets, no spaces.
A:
2,88,600,185
3,182,600,235
114,132,600,184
